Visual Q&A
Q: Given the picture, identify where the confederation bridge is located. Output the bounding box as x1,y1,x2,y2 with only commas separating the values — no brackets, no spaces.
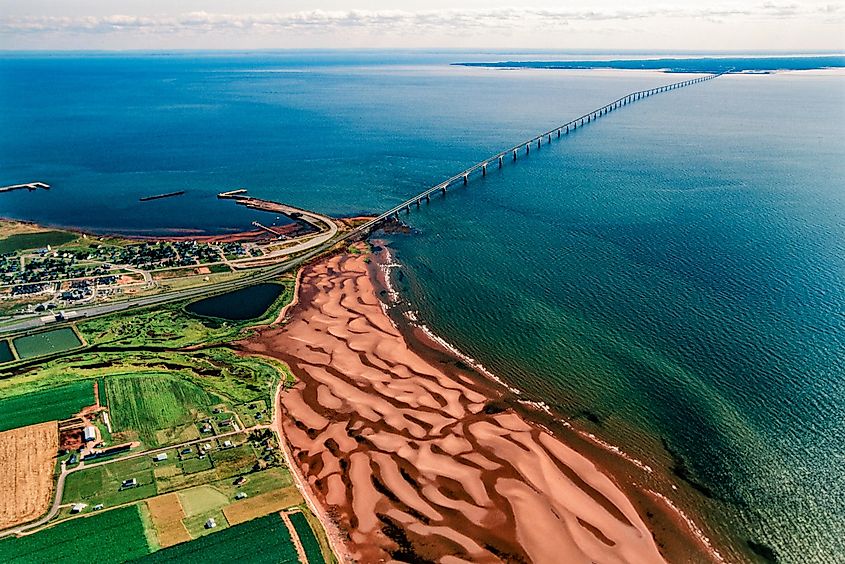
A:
355,72,723,234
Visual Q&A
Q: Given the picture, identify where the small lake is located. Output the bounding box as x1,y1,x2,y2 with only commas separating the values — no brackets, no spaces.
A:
186,283,284,321
0,340,14,363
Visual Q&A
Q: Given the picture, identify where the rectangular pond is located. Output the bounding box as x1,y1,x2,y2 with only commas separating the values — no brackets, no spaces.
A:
0,340,14,364
12,327,83,360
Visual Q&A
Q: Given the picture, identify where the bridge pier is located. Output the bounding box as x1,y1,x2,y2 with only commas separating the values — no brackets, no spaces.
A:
547,133,551,143
513,149,517,161
463,174,468,185
537,138,541,149
526,143,530,154
426,194,430,202
482,163,487,176
557,129,561,138
416,199,421,207
498,155,504,167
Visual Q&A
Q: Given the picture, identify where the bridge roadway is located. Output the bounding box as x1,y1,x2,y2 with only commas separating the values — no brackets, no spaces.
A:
353,71,723,234
0,72,722,336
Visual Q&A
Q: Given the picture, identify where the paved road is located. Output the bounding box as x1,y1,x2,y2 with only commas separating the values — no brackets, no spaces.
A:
0,228,353,336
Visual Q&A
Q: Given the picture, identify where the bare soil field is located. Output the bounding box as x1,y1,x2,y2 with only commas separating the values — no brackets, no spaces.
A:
0,422,58,529
223,487,303,525
146,493,191,548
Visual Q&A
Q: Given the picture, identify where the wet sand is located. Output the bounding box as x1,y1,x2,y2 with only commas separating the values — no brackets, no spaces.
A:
240,251,714,563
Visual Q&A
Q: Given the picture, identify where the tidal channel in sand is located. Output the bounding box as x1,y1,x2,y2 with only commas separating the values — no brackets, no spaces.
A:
240,250,714,563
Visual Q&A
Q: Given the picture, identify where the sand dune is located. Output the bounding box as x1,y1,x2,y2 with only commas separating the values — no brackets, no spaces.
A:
241,253,670,563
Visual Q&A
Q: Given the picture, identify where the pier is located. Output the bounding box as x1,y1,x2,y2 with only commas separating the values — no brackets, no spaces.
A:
355,72,724,233
0,182,50,193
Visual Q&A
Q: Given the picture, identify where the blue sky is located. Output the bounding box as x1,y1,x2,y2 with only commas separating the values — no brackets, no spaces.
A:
1,1,842,51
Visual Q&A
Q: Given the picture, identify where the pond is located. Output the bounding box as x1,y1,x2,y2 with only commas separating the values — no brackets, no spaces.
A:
12,327,83,359
185,283,285,321
0,340,14,363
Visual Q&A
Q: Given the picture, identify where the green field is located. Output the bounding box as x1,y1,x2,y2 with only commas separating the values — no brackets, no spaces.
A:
12,328,83,360
135,513,299,563
289,511,326,564
0,380,93,431
107,374,221,447
0,231,77,254
0,505,152,563
63,456,157,509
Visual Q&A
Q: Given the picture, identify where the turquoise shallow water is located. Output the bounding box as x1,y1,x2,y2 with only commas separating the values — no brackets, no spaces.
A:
1,53,843,562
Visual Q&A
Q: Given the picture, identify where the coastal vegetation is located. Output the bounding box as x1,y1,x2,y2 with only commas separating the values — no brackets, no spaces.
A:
0,230,77,254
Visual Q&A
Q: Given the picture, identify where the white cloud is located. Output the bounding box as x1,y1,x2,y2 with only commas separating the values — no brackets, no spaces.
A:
1,4,842,36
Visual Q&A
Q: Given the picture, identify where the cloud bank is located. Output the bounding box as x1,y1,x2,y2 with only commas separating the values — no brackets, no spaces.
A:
1,5,842,36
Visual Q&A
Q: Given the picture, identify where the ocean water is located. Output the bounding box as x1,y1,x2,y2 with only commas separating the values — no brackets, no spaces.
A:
1,52,843,562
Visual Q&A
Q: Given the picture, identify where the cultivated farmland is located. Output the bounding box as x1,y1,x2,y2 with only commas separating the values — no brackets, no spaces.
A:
0,505,152,562
146,493,191,548
0,422,58,530
136,513,299,563
0,381,93,432
289,511,327,564
12,327,83,360
107,373,221,447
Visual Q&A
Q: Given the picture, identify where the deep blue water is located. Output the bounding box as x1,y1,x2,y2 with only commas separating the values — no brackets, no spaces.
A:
1,52,843,562
185,283,283,320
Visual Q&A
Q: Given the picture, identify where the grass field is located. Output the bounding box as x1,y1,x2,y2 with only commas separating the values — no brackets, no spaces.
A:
107,374,221,447
12,328,83,360
289,511,327,564
0,505,152,563
0,381,93,432
77,279,293,350
63,456,156,509
135,513,299,563
0,231,77,254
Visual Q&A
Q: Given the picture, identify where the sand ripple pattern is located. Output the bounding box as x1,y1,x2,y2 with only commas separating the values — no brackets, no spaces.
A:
243,254,666,563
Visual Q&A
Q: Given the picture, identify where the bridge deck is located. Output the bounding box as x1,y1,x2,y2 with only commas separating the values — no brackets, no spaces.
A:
355,72,724,234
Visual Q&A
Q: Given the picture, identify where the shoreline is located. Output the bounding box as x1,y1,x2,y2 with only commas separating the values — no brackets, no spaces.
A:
239,247,722,562
371,244,728,562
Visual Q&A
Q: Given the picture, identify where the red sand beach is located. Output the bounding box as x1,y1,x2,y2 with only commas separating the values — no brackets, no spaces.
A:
240,251,716,563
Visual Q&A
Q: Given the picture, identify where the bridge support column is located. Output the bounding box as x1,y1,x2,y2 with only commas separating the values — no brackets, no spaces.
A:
440,186,446,194
482,163,487,176
537,138,541,149
498,155,504,167
548,133,551,143
426,194,430,202
526,144,530,154
405,205,411,214
513,149,517,161
416,199,421,207
463,174,468,185
557,129,561,138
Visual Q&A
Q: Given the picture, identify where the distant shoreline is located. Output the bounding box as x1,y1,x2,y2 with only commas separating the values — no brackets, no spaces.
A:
453,55,845,74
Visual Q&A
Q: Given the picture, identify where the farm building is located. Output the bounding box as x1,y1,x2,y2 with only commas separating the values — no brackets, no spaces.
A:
222,440,233,448
70,503,86,514
235,492,247,500
83,426,97,442
93,504,104,510
205,518,217,529
153,453,168,462
121,478,138,489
